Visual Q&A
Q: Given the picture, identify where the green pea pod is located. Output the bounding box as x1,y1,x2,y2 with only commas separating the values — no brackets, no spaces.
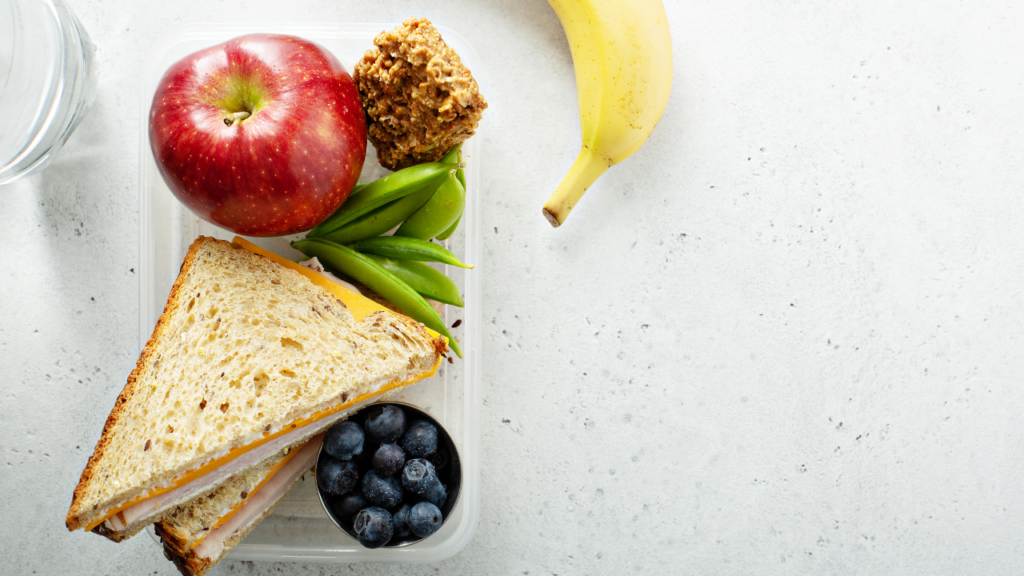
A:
318,178,441,245
316,148,462,243
435,213,462,241
349,236,472,269
436,161,466,241
395,171,466,239
364,254,464,307
443,144,462,166
290,238,463,358
309,162,456,237
438,156,466,241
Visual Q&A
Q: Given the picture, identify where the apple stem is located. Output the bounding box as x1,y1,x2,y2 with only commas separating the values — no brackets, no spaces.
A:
224,111,251,127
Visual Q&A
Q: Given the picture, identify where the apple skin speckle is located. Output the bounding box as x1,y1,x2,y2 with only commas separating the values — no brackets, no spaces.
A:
148,33,367,237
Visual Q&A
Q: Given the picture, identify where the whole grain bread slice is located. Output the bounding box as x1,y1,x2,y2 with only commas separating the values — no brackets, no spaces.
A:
155,448,306,576
66,236,446,536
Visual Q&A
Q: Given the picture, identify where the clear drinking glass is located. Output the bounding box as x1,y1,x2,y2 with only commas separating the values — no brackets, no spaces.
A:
0,0,96,185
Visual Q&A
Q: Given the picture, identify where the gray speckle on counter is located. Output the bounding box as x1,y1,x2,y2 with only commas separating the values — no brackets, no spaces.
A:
3,0,1024,574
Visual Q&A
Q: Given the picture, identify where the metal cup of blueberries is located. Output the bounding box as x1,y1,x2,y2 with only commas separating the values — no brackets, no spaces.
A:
315,402,462,548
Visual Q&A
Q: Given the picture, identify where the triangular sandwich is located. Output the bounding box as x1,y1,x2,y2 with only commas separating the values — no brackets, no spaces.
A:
66,236,447,540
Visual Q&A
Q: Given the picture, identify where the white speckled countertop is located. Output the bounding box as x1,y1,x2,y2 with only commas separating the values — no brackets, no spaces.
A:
3,0,1024,574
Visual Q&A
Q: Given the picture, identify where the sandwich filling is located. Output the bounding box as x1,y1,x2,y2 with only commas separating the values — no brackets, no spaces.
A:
92,364,434,533
190,434,322,560
83,238,448,534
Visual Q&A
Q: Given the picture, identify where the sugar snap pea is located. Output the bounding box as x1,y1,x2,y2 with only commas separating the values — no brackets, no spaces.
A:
364,254,464,307
318,178,442,245
443,144,462,166
437,157,467,241
395,171,466,240
316,148,462,244
290,238,463,358
435,213,462,241
349,236,473,269
309,162,457,237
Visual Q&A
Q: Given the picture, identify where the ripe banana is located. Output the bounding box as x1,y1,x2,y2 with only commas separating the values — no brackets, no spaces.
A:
542,0,673,227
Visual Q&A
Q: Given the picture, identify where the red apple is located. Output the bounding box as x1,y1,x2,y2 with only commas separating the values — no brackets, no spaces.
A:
149,34,366,236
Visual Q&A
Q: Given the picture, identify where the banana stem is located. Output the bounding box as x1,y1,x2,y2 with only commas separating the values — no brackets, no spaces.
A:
543,146,610,227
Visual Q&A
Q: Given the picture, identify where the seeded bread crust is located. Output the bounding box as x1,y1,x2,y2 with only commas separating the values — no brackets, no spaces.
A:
66,237,213,534
66,237,446,536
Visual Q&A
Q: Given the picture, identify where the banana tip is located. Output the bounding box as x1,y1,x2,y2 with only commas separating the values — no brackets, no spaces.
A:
542,208,561,228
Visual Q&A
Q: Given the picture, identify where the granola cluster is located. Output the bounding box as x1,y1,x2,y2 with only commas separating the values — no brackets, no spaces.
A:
354,18,488,170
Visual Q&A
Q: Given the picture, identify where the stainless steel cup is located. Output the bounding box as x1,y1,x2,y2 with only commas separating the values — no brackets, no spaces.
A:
316,401,463,547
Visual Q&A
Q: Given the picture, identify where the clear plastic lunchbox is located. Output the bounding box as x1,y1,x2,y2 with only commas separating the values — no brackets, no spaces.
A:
138,22,481,563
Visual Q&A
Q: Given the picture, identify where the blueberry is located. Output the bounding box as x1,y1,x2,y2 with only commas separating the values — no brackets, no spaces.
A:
373,443,406,477
359,429,379,467
334,491,368,519
353,506,393,548
391,503,412,539
317,457,359,496
362,469,403,509
429,446,448,471
422,480,447,508
399,420,438,458
407,502,443,538
323,421,365,461
401,458,438,495
364,405,407,443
